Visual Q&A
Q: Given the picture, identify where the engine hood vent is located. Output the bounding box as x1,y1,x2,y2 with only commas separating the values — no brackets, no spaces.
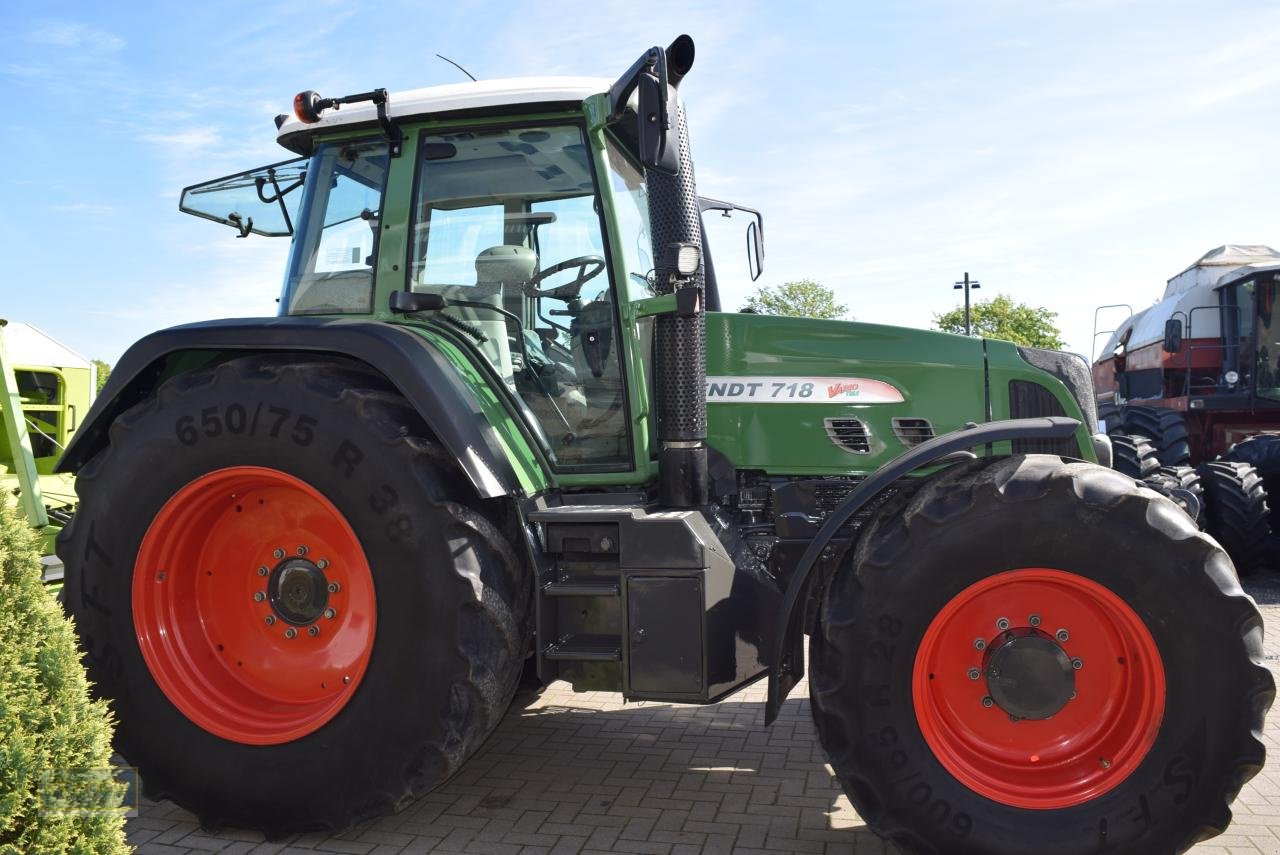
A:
892,417,935,447
825,417,871,454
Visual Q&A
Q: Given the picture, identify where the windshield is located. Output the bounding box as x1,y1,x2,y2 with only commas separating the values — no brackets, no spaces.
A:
408,124,634,471
1257,276,1280,401
179,158,307,237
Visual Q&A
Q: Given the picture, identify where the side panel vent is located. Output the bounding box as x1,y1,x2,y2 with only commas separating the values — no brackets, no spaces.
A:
1008,380,1080,456
824,417,871,454
892,417,935,447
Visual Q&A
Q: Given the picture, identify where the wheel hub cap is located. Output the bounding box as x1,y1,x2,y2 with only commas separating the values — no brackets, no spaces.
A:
269,559,330,625
984,629,1075,721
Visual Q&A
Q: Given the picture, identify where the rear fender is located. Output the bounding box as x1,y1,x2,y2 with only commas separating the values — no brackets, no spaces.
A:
57,317,527,499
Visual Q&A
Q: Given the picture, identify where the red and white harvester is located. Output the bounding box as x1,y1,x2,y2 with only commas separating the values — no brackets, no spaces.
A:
1095,245,1280,574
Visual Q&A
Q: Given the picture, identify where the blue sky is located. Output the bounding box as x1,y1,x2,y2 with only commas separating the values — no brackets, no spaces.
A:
3,0,1279,364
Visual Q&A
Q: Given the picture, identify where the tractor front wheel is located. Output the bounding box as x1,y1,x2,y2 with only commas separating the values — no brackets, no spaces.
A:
59,356,531,835
810,455,1271,855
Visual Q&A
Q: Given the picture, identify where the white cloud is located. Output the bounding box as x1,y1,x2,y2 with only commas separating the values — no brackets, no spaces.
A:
142,127,222,149
49,202,119,216
28,22,124,52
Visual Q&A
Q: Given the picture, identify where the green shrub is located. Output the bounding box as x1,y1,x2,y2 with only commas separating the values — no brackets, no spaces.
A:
0,502,128,854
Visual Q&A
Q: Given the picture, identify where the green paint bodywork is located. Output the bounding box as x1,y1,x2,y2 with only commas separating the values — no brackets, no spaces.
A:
164,100,1095,497
702,313,1094,474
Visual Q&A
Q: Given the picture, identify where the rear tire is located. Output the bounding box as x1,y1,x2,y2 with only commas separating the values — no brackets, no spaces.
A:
810,455,1271,855
1109,432,1160,479
1120,405,1192,466
59,355,532,835
1198,460,1271,576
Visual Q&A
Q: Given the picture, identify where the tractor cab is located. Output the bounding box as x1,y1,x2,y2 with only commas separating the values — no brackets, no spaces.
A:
180,107,762,474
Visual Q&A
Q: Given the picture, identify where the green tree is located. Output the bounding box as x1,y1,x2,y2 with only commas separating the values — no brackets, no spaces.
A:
742,279,849,320
934,293,1065,348
0,503,129,853
91,360,111,396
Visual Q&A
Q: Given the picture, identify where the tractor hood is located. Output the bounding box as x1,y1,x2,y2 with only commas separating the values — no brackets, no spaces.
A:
704,313,989,473
703,313,1094,475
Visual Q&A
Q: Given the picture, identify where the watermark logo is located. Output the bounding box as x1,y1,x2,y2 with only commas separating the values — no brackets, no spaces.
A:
38,767,139,818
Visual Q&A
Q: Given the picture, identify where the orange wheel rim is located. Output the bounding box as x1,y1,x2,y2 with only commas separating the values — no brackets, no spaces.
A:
133,467,376,744
913,568,1165,809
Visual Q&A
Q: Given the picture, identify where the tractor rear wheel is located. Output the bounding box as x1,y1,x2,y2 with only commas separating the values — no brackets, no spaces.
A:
1198,460,1271,576
1109,431,1160,479
810,455,1271,855
59,355,531,835
1120,405,1192,466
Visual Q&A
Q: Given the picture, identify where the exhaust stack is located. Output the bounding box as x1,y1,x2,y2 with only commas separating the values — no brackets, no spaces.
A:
646,36,708,508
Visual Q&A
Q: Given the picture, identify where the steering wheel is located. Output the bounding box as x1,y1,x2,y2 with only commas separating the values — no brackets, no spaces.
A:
524,255,606,300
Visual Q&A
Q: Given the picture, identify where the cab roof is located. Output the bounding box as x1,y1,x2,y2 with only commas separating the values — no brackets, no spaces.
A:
275,77,611,154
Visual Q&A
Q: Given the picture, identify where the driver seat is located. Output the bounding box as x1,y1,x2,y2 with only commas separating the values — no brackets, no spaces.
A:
438,245,540,388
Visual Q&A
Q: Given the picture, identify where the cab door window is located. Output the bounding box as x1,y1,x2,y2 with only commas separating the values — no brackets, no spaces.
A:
408,124,632,471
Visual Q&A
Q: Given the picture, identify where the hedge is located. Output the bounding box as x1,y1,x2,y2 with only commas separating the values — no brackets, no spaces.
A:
0,502,128,853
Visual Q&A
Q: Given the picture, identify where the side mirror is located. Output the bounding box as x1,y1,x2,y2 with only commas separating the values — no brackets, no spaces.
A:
636,71,678,175
746,218,765,281
1163,318,1184,353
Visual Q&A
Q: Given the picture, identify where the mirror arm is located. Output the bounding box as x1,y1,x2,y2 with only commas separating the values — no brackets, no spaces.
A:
606,47,665,125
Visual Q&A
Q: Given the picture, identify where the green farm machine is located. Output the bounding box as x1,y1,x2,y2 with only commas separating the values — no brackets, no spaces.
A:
57,38,1271,853
1,319,90,582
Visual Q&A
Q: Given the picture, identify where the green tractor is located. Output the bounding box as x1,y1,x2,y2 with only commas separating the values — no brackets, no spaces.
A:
1,318,90,587
57,38,1271,853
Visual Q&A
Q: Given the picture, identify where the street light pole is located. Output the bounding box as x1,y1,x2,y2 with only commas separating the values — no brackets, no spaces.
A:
954,272,981,335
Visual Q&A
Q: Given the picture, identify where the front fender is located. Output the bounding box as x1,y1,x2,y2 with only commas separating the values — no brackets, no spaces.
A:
58,317,529,499
764,416,1081,724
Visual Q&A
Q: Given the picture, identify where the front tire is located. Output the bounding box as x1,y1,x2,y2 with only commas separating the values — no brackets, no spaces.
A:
810,455,1271,855
59,356,531,835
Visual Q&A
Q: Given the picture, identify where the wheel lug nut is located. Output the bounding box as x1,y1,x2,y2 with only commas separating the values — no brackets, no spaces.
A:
257,566,268,577
1056,629,1069,642
324,608,337,619
996,617,1010,631
317,559,329,570
967,667,980,680
981,696,994,708
1029,614,1041,627
253,591,265,602
973,638,986,651
1100,757,1111,769
343,675,351,684
284,627,297,639
297,545,308,556
273,548,285,560
308,625,320,637
264,615,276,626
327,582,340,593
1072,658,1083,670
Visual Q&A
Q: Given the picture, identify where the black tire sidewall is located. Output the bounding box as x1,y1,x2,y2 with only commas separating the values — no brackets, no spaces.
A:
815,460,1258,855
64,363,507,828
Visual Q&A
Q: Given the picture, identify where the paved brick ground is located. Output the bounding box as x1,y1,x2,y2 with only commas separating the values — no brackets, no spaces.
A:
126,581,1280,855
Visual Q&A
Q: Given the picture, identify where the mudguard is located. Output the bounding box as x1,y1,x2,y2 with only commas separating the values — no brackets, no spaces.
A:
57,317,523,498
764,416,1081,724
